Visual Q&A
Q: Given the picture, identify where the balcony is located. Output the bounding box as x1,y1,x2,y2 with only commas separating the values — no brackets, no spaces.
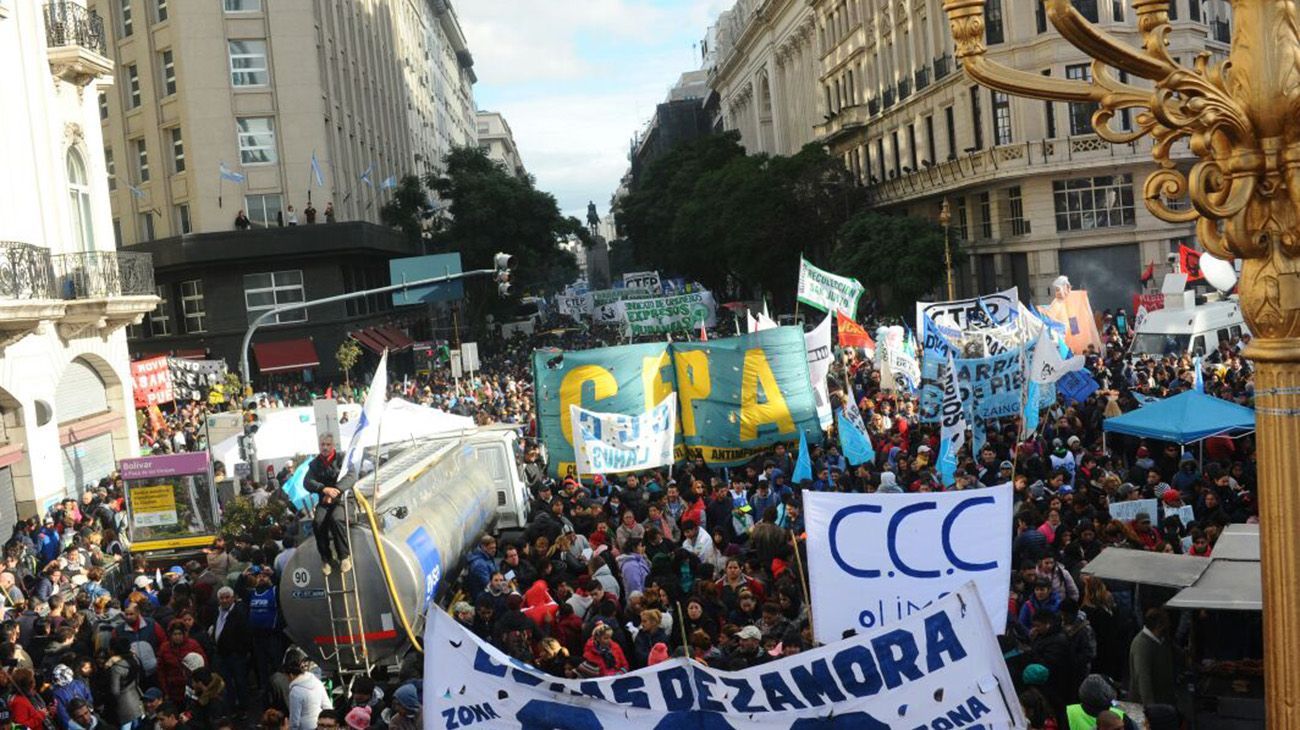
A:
867,97,880,116
934,53,953,80
915,66,931,92
0,242,65,346
50,251,158,340
815,104,872,144
898,78,912,101
43,2,112,86
883,87,896,109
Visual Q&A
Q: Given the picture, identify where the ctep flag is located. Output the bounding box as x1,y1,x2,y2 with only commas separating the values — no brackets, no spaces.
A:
342,350,388,474
1029,328,1086,384
836,310,875,349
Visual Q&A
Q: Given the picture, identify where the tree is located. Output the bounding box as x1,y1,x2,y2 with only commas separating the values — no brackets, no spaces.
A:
831,211,954,317
336,338,362,387
379,175,431,242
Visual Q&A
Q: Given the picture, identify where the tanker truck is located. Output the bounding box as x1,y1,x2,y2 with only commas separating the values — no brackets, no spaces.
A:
280,425,530,672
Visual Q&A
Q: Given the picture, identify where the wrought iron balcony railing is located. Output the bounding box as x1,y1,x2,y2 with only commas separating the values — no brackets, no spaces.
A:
883,86,896,108
0,242,56,301
915,66,931,91
43,2,107,57
934,53,953,80
898,77,913,100
52,251,155,300
867,97,880,115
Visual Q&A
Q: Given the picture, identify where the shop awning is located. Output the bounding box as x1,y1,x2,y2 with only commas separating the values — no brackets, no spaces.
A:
377,326,414,350
352,326,414,353
350,329,389,354
173,349,207,360
252,338,320,373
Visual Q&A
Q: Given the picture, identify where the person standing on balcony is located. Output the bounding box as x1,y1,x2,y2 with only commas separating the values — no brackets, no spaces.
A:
234,210,251,230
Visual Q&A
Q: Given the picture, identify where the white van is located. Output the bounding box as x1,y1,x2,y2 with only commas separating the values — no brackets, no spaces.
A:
1130,295,1249,359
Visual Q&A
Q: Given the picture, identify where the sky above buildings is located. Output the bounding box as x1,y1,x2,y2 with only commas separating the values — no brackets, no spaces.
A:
458,0,730,219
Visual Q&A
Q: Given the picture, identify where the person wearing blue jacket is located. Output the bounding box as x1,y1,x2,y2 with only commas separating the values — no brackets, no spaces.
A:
1019,578,1062,630
464,535,498,600
52,663,94,729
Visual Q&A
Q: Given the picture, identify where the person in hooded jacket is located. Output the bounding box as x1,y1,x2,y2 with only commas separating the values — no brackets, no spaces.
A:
616,539,651,598
51,663,94,729
103,636,145,730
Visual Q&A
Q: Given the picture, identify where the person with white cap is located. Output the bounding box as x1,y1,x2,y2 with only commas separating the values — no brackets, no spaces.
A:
724,625,770,670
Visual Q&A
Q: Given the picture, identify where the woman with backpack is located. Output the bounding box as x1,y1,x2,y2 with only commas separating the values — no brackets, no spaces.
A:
101,637,144,730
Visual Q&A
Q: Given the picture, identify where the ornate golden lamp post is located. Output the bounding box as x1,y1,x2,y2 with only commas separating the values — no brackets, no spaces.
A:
943,0,1300,720
940,198,956,300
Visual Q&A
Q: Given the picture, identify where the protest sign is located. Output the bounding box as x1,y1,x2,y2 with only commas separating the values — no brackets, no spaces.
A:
918,344,1054,422
796,257,864,315
622,271,663,293
805,315,833,429
805,485,1014,643
1133,292,1165,315
556,293,589,318
917,287,1019,332
1165,503,1195,527
425,585,1027,729
168,358,227,402
1056,369,1100,404
1109,498,1159,524
131,356,173,408
614,290,717,336
1040,289,1103,354
570,395,676,474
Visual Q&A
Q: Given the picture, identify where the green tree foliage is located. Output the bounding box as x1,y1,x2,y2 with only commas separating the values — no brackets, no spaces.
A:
832,211,953,316
379,175,431,241
336,338,362,387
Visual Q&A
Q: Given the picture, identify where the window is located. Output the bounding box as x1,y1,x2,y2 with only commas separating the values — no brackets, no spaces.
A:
134,138,149,182
98,91,109,120
908,124,919,171
477,123,490,135
120,0,133,36
979,192,993,238
155,0,166,22
244,193,283,227
925,115,937,164
875,138,885,181
175,203,191,234
891,130,901,177
149,284,171,336
956,197,969,241
169,127,185,173
229,40,269,87
224,0,261,10
1072,0,1099,21
160,50,176,95
138,211,155,241
1111,0,1124,21
1043,70,1057,137
180,279,205,333
992,91,1012,145
1065,64,1097,135
67,149,95,252
1052,174,1136,231
244,270,306,324
1118,71,1132,131
944,106,957,159
112,219,122,247
127,64,141,107
105,147,116,191
1036,0,1048,32
1168,0,1178,18
236,117,276,164
1007,186,1030,235
969,86,984,150
985,0,1005,44
1188,0,1199,21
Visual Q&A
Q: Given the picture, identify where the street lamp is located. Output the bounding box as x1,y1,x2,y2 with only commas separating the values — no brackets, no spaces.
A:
941,0,1300,720
939,198,955,300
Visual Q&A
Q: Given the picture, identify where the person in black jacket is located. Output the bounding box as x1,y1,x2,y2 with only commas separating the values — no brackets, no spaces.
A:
303,435,350,574
212,586,251,712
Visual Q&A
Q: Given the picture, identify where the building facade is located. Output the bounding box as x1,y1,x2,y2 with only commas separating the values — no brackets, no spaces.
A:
475,111,526,178
0,0,158,527
709,0,824,156
93,0,478,245
810,0,1222,309
629,71,717,185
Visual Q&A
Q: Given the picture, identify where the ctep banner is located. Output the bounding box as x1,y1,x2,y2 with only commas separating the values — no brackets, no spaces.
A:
131,356,173,408
796,257,864,316
804,485,1014,644
622,270,663,294
570,395,677,474
424,584,1027,730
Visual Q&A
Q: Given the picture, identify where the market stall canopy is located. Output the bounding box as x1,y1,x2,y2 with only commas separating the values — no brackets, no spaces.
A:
1102,390,1255,443
1083,525,1260,611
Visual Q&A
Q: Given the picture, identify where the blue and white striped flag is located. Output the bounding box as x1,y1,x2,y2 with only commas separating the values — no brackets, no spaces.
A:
310,151,325,187
359,163,374,188
127,185,145,199
342,350,388,474
380,175,398,190
219,162,246,183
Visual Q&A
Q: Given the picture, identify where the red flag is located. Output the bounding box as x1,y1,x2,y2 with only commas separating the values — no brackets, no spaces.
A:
1139,261,1154,283
836,310,875,349
325,385,333,399
699,318,708,342
1179,245,1204,281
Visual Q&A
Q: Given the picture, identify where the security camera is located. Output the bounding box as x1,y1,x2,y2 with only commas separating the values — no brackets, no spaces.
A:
1166,252,1179,264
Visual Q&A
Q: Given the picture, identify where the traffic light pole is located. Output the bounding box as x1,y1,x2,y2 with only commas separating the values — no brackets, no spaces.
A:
238,267,497,389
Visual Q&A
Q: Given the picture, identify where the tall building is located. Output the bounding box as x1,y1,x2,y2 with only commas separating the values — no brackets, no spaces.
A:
809,0,1217,309
94,0,478,245
0,0,158,527
476,111,526,178
629,70,716,185
709,0,823,156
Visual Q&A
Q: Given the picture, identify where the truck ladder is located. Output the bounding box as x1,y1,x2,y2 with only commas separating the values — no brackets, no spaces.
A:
319,496,373,679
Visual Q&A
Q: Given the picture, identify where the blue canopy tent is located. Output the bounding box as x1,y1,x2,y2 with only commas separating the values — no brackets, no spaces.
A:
1103,390,1256,451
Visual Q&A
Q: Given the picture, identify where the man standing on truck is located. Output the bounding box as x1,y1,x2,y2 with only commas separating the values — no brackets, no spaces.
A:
304,434,350,575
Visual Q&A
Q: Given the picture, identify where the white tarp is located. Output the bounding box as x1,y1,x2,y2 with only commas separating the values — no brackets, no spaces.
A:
805,485,1014,643
570,395,676,474
424,583,1027,729
804,314,833,429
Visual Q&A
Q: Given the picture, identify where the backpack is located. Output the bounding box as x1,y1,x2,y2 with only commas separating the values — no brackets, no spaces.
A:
131,639,157,675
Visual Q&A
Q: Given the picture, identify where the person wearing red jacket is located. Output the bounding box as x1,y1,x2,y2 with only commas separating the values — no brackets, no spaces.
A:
156,620,208,704
581,624,629,676
7,668,51,730
521,581,558,627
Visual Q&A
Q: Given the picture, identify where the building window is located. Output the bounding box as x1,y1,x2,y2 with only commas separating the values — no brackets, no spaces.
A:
120,0,133,36
149,284,171,336
138,210,155,241
105,147,116,190
1072,0,1100,22
170,127,185,173
985,0,1005,44
969,86,984,150
1052,173,1136,231
1043,70,1057,138
67,149,95,252
113,219,122,247
1007,186,1030,235
134,138,149,182
127,64,141,107
978,192,993,238
908,123,919,171
1065,64,1098,135
244,193,283,227
175,203,191,234
891,130,901,177
956,197,969,241
160,50,176,96
1188,0,1200,21
992,91,1013,145
244,270,306,324
223,0,261,11
925,115,937,164
180,279,205,332
236,117,276,165
875,138,885,181
944,106,957,159
1168,0,1178,19
1111,0,1124,20
1036,0,1048,32
98,91,109,120
155,0,167,22
229,40,269,87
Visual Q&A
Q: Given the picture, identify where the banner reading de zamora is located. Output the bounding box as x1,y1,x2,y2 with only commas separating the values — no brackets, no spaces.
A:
797,257,864,315
615,290,717,336
424,584,1027,729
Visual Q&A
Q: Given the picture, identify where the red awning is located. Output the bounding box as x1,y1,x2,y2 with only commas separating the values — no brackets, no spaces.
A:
352,326,414,353
174,349,206,360
377,326,414,351
252,338,320,373
350,329,388,354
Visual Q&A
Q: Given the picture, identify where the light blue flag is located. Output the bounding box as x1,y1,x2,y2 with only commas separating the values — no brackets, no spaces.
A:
280,461,317,512
359,163,374,187
837,408,875,466
1023,380,1041,436
972,417,987,458
218,162,246,183
310,151,325,187
792,430,813,483
1057,332,1073,358
127,185,145,199
1194,356,1204,392
380,175,398,190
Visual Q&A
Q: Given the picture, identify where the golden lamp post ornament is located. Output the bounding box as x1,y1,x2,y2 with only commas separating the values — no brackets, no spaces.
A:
943,0,1300,720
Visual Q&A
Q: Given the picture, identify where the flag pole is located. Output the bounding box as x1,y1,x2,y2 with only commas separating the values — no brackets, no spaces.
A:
371,351,387,501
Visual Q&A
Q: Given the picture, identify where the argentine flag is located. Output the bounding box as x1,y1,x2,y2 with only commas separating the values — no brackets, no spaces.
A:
342,350,389,474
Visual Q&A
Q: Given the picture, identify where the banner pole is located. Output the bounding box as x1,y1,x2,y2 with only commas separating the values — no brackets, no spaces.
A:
675,601,690,656
790,532,813,638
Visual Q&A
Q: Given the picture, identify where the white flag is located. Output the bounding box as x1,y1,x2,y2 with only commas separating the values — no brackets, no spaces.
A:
937,353,966,486
342,350,388,474
1029,328,1086,384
